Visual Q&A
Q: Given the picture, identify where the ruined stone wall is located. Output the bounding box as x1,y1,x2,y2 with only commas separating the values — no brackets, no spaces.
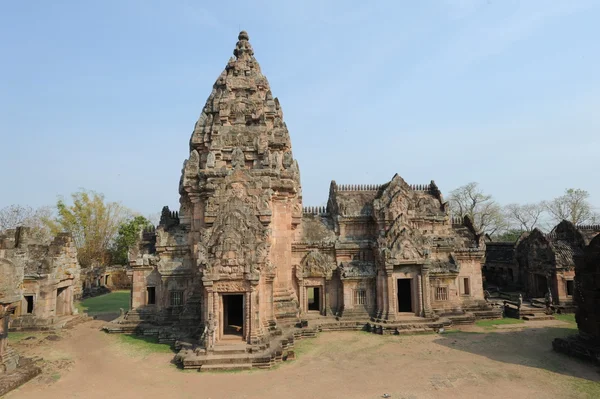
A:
0,227,81,328
575,235,600,338
516,221,585,303
483,241,519,288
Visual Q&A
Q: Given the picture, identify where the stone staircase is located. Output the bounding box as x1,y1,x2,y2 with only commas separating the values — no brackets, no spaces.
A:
520,308,555,321
273,286,300,321
365,316,452,335
175,321,300,372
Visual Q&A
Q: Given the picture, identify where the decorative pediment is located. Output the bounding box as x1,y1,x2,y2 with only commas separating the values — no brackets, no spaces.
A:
301,250,335,278
378,221,430,264
203,196,269,276
339,261,376,279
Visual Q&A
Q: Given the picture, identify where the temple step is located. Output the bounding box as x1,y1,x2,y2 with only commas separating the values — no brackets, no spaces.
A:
200,363,253,372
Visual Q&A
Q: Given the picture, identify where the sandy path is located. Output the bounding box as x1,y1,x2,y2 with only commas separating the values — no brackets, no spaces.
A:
6,320,600,399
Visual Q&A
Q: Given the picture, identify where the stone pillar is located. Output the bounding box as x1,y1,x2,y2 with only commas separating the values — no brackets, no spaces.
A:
213,291,219,342
0,305,19,374
386,271,396,320
244,290,251,343
249,284,260,344
381,273,388,319
422,265,433,317
376,273,383,319
298,279,305,315
324,278,331,316
417,274,424,317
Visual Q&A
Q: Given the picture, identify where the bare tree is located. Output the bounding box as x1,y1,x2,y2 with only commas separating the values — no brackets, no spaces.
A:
0,204,54,243
0,204,33,230
448,182,506,235
545,188,599,225
504,202,546,232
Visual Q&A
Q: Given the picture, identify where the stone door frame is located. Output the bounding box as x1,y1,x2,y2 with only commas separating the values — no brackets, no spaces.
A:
298,277,326,316
219,292,246,340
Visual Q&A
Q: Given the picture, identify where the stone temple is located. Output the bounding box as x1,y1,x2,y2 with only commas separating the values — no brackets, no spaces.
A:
118,31,498,367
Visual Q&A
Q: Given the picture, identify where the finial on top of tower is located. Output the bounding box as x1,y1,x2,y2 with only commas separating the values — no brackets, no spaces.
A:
233,30,254,59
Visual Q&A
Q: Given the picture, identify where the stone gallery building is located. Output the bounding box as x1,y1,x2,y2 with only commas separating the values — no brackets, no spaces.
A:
483,221,600,305
0,227,82,330
126,32,490,348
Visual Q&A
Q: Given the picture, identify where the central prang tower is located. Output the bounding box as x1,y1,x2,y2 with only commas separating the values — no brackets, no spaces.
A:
178,31,303,345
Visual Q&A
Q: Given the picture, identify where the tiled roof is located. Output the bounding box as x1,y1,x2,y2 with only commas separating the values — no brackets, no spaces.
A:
550,240,582,269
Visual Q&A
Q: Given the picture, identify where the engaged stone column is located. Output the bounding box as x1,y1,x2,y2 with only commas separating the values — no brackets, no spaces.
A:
386,271,396,320
417,274,424,317
422,265,433,317
323,279,330,316
298,280,305,315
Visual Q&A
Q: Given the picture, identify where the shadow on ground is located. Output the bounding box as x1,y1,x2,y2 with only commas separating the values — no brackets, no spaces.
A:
90,312,120,322
433,326,600,382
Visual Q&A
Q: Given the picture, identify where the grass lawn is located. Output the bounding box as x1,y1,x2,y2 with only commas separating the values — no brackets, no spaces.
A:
117,334,174,356
78,290,131,315
555,313,576,326
475,318,525,329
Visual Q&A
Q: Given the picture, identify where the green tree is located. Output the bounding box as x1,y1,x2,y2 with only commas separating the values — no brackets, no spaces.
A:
111,216,152,265
44,190,131,268
493,229,525,243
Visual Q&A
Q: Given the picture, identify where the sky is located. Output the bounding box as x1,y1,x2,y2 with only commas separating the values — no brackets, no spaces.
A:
1,0,599,217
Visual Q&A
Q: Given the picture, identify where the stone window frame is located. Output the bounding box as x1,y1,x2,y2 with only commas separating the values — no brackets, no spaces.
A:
353,289,367,305
23,293,35,314
435,286,449,301
459,277,471,296
169,290,184,307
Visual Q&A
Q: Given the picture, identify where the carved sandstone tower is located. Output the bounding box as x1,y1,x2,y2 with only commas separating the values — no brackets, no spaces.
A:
179,31,302,344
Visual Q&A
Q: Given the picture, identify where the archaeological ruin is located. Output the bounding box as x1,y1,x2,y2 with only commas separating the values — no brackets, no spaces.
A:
553,234,600,364
483,222,600,310
0,229,42,395
103,31,500,370
0,227,82,330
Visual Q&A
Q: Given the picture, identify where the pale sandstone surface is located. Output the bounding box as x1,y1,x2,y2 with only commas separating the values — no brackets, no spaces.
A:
6,320,599,399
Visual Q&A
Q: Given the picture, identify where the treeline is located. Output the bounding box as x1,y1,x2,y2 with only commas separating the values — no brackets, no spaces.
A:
448,183,599,241
0,189,155,268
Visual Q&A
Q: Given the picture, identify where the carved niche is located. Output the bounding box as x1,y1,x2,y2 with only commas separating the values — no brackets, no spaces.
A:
301,250,335,278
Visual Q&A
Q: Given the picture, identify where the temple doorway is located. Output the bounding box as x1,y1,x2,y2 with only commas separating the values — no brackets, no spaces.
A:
534,274,547,297
307,287,320,312
397,279,412,313
56,287,68,316
222,294,244,338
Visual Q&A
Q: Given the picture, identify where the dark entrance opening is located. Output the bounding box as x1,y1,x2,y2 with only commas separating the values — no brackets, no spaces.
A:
397,279,413,313
147,287,156,305
566,280,574,296
307,287,320,311
24,295,34,314
534,274,547,297
223,294,244,337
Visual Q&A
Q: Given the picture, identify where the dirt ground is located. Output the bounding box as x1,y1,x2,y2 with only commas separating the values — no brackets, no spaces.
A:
5,319,600,399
